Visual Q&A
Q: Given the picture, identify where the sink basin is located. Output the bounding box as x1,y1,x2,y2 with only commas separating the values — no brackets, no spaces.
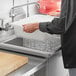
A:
0,33,61,58
5,38,23,46
0,37,51,58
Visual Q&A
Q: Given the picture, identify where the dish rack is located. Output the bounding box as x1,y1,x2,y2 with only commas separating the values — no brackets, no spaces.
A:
23,34,61,54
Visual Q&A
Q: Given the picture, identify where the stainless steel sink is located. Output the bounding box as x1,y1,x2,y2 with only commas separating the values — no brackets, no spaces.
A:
5,38,23,46
0,37,51,58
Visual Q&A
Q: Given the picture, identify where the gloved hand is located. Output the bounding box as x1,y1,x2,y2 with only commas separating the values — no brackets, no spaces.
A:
23,23,39,33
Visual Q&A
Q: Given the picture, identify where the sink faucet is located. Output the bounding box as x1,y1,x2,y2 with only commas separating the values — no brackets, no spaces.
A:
0,18,13,31
0,18,5,31
5,2,40,31
9,2,40,22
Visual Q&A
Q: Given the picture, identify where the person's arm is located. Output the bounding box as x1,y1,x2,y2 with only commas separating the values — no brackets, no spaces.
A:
39,0,67,34
23,17,65,34
39,17,65,34
23,0,66,34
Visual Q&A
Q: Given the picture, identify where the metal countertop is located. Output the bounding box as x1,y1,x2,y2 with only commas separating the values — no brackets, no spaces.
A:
0,35,47,76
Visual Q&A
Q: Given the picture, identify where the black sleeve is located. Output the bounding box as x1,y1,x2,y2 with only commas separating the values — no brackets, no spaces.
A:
39,17,65,34
39,0,67,35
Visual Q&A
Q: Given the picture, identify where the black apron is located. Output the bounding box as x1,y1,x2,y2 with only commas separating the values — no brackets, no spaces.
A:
61,0,76,68
65,0,76,31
